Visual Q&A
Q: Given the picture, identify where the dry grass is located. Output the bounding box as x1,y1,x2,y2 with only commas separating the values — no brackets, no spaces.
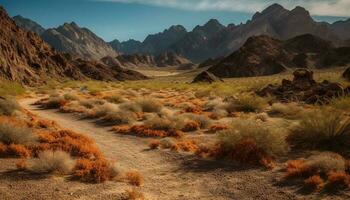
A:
268,103,303,119
136,98,163,113
225,94,268,113
0,123,37,145
183,114,212,129
125,171,144,186
0,98,21,116
288,108,350,153
148,140,160,149
104,94,127,104
328,95,350,111
125,188,145,200
29,150,75,175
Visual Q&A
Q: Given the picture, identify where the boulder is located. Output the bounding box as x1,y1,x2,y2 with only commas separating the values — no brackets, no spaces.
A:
192,71,224,84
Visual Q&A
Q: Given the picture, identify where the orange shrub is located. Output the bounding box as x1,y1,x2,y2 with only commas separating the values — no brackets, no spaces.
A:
183,106,202,114
209,124,228,132
74,158,113,183
148,140,160,149
285,160,308,178
114,125,183,138
7,144,31,158
0,143,7,155
125,171,144,186
172,140,199,153
230,138,273,168
16,159,28,170
304,175,324,191
182,121,200,132
126,188,144,200
327,171,350,189
112,125,132,134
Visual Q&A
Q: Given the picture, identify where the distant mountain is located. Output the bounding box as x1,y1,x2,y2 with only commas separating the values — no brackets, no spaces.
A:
207,34,350,78
109,25,187,56
0,6,146,85
109,39,142,55
13,15,45,35
101,52,194,70
329,19,350,40
112,4,348,63
41,22,117,60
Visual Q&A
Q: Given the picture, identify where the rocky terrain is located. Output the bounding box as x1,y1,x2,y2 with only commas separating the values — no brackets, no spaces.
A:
0,6,146,85
206,34,350,78
13,15,45,35
101,52,194,70
41,22,117,60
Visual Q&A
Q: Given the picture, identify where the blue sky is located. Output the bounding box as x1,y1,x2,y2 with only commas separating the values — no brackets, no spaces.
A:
0,0,348,42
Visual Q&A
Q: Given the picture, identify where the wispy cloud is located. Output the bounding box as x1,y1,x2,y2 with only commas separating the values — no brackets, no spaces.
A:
95,0,350,17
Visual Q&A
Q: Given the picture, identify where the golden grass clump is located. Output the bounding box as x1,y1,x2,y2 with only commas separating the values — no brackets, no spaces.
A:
124,171,144,186
0,123,37,145
224,94,268,113
268,103,303,119
125,188,145,200
0,98,21,116
136,98,163,113
288,108,350,153
29,150,75,175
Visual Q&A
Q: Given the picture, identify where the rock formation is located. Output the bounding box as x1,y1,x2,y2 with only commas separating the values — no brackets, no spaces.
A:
192,71,223,84
13,15,45,35
256,69,349,104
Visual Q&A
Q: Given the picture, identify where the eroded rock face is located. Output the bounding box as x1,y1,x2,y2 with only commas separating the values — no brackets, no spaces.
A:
192,71,223,84
257,69,349,104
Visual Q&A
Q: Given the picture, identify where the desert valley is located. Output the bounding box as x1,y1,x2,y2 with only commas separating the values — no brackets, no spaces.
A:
1,1,350,199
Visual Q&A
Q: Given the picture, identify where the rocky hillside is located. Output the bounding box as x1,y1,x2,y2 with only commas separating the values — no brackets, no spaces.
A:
41,22,117,60
329,19,350,40
0,6,146,85
101,52,194,70
207,34,350,78
13,15,45,35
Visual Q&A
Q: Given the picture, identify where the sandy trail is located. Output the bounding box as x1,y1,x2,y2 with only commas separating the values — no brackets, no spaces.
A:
20,98,297,200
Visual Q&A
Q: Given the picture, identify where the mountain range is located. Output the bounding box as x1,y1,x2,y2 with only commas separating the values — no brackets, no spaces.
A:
0,6,146,85
206,34,350,78
111,4,350,63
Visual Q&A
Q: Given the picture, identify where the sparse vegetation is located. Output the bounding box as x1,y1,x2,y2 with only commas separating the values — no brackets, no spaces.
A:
225,94,268,113
0,98,21,116
29,150,75,175
0,123,37,145
288,109,350,153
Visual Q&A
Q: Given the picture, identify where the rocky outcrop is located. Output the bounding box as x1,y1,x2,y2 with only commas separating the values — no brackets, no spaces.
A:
41,22,117,60
343,67,350,81
155,52,195,69
256,69,349,104
109,39,142,55
192,71,223,84
13,15,45,35
329,19,350,40
207,34,350,78
0,6,146,85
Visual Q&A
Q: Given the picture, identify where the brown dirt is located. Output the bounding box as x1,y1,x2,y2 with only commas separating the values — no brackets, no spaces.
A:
2,98,345,199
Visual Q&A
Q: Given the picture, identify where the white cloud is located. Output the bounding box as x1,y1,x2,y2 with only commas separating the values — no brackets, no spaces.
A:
95,0,350,17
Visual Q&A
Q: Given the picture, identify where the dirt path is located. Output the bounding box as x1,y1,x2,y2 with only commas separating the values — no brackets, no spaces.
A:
20,98,299,200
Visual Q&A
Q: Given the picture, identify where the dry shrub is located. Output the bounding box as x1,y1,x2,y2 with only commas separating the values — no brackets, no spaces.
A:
288,109,350,153
0,98,21,116
104,94,126,104
130,125,182,138
159,138,176,149
183,106,202,114
63,93,79,101
125,171,144,186
327,171,350,189
285,152,346,179
148,140,160,149
218,119,288,158
304,175,324,191
36,130,102,159
119,102,142,113
268,103,302,119
125,188,145,200
225,95,267,113
44,96,67,109
0,123,37,145
209,124,228,132
74,158,116,183
172,140,199,153
182,121,200,132
0,142,7,155
30,151,75,175
7,144,31,158
136,98,163,113
144,116,177,131
79,99,105,109
102,110,135,125
16,159,28,170
183,114,212,129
